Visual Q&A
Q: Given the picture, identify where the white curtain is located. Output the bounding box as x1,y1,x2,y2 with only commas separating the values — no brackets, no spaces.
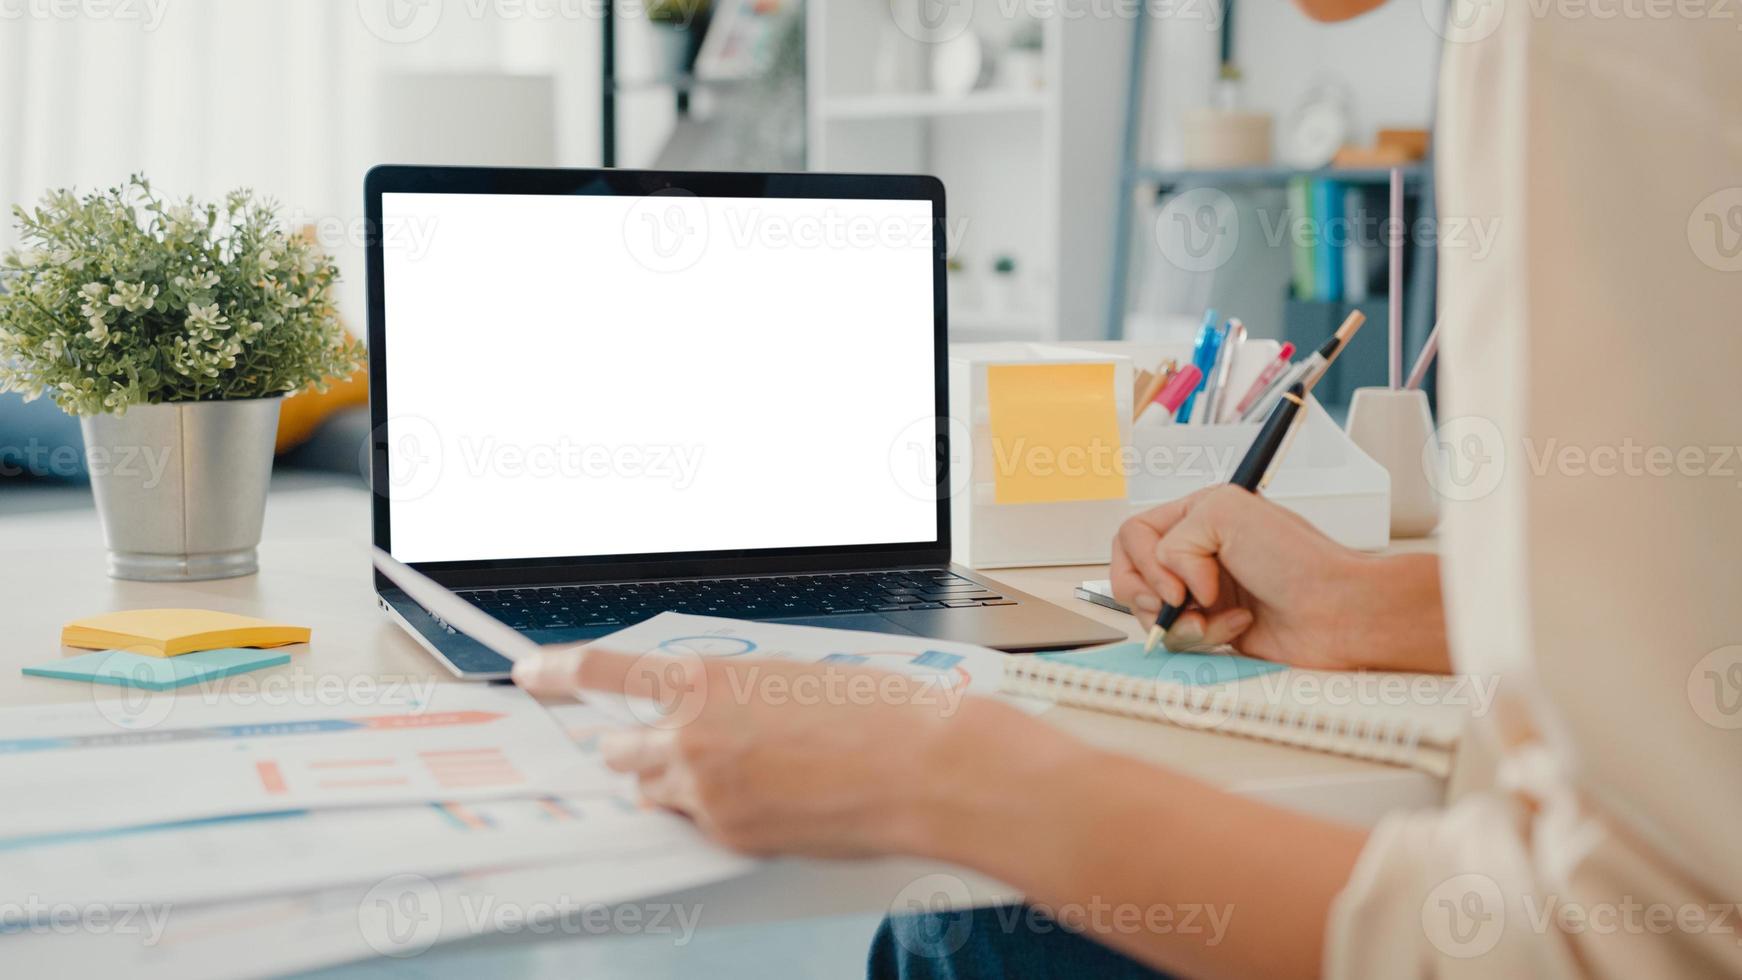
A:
0,0,610,323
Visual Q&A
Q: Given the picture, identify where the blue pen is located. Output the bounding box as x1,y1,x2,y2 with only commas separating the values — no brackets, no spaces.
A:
1177,309,1224,423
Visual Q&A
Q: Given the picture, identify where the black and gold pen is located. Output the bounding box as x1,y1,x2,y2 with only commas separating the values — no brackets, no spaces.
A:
1141,381,1312,654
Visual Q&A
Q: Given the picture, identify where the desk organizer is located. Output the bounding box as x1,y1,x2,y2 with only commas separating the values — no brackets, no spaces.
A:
949,341,1391,568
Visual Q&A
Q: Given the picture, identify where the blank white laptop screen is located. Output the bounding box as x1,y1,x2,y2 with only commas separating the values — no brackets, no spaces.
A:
381,192,939,564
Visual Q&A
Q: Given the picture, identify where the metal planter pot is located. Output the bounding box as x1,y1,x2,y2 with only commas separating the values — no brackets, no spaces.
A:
79,397,281,581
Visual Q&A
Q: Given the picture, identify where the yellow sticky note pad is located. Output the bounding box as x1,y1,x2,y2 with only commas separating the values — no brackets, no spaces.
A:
986,362,1127,505
61,609,311,658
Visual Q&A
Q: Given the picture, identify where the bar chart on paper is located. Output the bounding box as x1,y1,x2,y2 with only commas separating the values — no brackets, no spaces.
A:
0,686,601,839
0,792,698,910
0,701,670,912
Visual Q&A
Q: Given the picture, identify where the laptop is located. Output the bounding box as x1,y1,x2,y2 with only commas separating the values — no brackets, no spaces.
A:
364,165,1125,679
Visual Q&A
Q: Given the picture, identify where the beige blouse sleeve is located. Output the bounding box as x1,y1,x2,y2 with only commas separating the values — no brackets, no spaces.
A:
1324,3,1742,976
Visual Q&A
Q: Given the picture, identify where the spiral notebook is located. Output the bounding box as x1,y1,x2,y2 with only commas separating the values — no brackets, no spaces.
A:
1003,643,1476,776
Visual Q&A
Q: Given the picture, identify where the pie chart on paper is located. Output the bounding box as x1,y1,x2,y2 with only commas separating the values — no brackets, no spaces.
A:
657,636,758,658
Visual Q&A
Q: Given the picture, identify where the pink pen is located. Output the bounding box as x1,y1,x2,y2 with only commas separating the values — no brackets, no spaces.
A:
1141,364,1203,424
1230,342,1296,419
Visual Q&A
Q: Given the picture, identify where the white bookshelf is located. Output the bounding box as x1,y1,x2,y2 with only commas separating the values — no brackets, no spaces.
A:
806,1,1131,341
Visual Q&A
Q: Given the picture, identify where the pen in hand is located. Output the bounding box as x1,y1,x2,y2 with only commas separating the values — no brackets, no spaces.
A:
1142,380,1311,654
1141,310,1364,653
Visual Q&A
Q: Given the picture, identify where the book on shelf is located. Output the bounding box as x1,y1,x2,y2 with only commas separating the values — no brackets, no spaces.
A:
1287,176,1316,302
1311,178,1344,303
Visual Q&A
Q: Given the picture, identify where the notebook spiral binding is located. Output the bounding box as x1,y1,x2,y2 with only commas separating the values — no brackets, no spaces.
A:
1005,658,1431,770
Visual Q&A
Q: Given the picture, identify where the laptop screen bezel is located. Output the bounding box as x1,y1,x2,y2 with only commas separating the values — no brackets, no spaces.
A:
364,165,952,589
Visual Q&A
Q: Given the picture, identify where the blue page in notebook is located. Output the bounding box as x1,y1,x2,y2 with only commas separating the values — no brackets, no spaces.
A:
1038,642,1285,686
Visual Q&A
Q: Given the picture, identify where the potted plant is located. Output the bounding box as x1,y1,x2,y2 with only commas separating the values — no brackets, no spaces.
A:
0,176,364,580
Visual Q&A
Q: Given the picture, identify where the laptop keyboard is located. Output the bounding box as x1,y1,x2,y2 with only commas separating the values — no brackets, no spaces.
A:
455,569,1015,633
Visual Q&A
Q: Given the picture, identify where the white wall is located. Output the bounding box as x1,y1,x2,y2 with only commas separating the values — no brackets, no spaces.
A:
0,0,607,325
1146,0,1447,168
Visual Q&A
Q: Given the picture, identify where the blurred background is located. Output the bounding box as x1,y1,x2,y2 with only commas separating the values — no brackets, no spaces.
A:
0,0,1444,500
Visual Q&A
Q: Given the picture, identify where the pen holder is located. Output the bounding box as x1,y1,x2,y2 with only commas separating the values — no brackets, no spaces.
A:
1344,386,1439,538
1128,398,1392,552
948,342,1394,567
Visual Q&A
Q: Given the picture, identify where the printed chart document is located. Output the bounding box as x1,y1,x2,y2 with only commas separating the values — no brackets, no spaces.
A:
3,837,754,980
0,703,648,909
0,616,1036,978
2,793,699,910
585,611,1012,695
2,698,756,980
572,614,1045,725
0,684,601,838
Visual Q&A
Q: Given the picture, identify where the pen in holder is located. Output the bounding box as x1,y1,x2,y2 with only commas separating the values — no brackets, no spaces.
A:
1345,169,1440,539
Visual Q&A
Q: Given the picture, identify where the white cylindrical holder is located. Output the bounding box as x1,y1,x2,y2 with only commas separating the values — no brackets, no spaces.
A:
1345,387,1439,538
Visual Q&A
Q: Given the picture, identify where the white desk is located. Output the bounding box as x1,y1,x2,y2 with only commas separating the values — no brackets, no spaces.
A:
0,487,1441,971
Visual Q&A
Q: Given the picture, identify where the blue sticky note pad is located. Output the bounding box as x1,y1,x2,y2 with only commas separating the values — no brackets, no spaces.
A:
1038,642,1284,686
23,648,291,691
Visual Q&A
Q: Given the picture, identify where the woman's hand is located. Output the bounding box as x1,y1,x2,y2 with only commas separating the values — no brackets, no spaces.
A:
1111,486,1449,672
511,639,1374,980
511,646,1036,858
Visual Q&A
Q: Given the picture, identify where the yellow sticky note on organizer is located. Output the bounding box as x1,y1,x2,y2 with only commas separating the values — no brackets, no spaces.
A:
986,362,1127,505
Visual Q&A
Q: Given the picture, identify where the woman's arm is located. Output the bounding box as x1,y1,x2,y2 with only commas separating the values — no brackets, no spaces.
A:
1339,552,1447,673
518,648,1370,980
908,697,1368,980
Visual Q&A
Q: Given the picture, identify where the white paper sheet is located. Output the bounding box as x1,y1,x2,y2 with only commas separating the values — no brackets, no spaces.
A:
0,684,604,839
575,613,1046,722
0,615,1031,977
0,842,754,980
0,704,647,909
0,697,755,979
587,611,1010,691
0,792,714,907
